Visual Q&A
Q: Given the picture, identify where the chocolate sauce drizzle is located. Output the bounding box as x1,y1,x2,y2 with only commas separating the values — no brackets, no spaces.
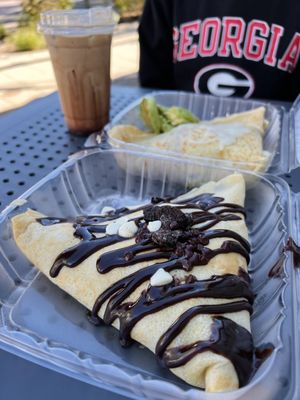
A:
158,314,253,387
37,217,67,226
254,343,275,370
269,236,300,277
268,253,286,278
37,192,260,388
93,270,253,347
285,237,300,265
97,230,250,275
50,233,125,278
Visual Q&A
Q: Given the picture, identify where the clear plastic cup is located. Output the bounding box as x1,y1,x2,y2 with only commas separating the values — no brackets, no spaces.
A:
38,7,116,135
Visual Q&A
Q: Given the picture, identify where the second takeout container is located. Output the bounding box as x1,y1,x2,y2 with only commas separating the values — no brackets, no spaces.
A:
0,148,299,400
91,91,300,175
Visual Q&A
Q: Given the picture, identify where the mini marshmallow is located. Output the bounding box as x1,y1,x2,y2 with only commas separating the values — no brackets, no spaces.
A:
106,216,128,236
148,220,162,232
100,206,116,216
150,268,173,287
118,220,138,238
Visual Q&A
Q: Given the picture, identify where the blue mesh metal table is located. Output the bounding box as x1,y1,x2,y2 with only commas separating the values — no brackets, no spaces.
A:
0,86,150,212
0,85,298,400
0,85,151,400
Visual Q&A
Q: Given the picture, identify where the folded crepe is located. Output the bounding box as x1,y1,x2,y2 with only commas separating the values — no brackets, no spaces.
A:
109,107,270,171
11,174,254,392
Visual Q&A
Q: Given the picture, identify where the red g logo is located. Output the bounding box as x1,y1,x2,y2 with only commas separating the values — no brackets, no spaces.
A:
193,64,255,98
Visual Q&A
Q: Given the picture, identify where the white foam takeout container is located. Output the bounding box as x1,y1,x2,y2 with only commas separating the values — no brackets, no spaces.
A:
0,148,300,400
88,91,300,175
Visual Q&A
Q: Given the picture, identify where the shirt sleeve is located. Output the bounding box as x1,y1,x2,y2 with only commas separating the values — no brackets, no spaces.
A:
138,0,175,89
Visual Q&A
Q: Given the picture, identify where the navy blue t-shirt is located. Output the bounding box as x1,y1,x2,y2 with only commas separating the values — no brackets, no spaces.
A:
139,0,300,101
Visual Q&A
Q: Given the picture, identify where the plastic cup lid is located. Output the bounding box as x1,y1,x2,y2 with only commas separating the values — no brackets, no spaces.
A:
38,6,117,35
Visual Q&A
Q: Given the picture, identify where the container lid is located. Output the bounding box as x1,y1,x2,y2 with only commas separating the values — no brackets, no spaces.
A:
38,6,117,36
0,147,299,400
291,94,300,167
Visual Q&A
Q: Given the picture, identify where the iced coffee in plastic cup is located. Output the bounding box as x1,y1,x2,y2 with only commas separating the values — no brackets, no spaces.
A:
39,7,115,135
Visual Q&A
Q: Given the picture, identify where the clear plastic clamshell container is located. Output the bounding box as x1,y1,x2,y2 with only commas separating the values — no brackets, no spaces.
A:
92,91,300,174
290,94,300,169
0,148,299,400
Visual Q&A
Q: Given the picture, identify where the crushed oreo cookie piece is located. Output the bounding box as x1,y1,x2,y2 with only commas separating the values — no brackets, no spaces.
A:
152,229,183,248
184,274,197,284
151,196,172,204
143,205,164,221
171,274,198,286
135,222,151,243
143,205,192,230
173,239,212,271
151,228,208,250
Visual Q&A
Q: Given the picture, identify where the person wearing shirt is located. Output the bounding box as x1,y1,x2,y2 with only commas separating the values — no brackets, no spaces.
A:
139,0,300,101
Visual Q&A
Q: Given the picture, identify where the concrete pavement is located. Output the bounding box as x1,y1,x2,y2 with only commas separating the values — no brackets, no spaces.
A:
0,21,139,114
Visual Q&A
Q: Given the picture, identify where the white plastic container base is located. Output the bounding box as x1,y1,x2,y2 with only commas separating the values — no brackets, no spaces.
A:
92,91,299,175
0,148,299,400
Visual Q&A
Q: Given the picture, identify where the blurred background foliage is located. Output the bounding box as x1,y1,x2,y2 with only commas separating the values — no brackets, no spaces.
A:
20,0,73,26
9,26,45,51
114,0,144,19
5,0,144,51
0,24,7,41
8,0,72,51
20,0,144,25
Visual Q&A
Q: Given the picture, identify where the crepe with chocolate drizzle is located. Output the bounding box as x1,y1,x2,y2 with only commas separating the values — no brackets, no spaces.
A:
12,173,254,392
